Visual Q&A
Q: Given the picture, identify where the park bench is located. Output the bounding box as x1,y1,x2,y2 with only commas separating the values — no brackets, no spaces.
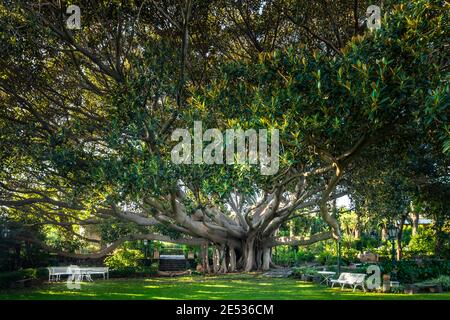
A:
47,266,109,282
47,266,71,282
330,272,367,292
83,267,109,280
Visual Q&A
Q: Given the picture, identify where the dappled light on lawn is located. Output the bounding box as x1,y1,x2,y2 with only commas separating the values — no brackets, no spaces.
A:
1,275,449,300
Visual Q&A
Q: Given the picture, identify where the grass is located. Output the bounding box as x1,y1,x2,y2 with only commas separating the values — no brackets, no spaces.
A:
1,274,449,300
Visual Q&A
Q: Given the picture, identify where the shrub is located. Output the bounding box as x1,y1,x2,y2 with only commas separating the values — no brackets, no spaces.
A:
273,246,317,267
292,266,318,278
340,246,360,263
296,248,315,264
315,239,360,265
109,263,159,278
272,246,295,266
316,251,337,266
272,246,296,266
372,243,392,259
104,248,144,269
380,259,450,284
390,285,405,294
417,275,450,291
0,268,48,289
403,227,436,258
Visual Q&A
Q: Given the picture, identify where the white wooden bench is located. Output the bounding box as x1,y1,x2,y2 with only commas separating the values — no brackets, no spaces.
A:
47,267,71,282
330,272,366,292
47,266,109,282
83,267,109,280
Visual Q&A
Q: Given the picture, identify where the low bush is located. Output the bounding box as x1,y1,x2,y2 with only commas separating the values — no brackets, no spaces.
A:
417,275,450,291
403,227,436,259
314,239,360,265
104,248,144,269
272,246,296,266
380,259,450,283
109,263,159,278
390,285,405,294
316,251,337,266
292,266,319,278
296,248,316,264
0,268,48,289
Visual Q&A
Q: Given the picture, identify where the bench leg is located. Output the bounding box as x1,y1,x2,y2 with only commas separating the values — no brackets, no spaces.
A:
352,284,366,292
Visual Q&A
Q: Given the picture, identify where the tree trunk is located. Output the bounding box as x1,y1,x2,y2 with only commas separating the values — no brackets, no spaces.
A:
434,218,444,258
219,245,228,273
411,209,419,236
243,237,256,272
397,215,407,261
14,243,21,270
354,212,361,240
381,225,388,241
212,247,220,273
262,247,271,271
256,248,263,270
200,243,210,273
229,247,236,272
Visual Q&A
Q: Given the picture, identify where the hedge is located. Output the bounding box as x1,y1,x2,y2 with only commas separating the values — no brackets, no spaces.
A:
326,259,450,284
109,264,159,278
0,268,48,289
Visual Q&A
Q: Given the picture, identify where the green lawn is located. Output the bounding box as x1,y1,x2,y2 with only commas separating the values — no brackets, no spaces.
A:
1,274,449,300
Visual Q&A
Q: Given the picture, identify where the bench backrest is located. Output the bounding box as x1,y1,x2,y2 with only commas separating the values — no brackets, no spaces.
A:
48,266,108,274
86,267,108,271
337,272,366,283
83,267,108,273
48,267,70,274
352,273,366,283
336,272,350,281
